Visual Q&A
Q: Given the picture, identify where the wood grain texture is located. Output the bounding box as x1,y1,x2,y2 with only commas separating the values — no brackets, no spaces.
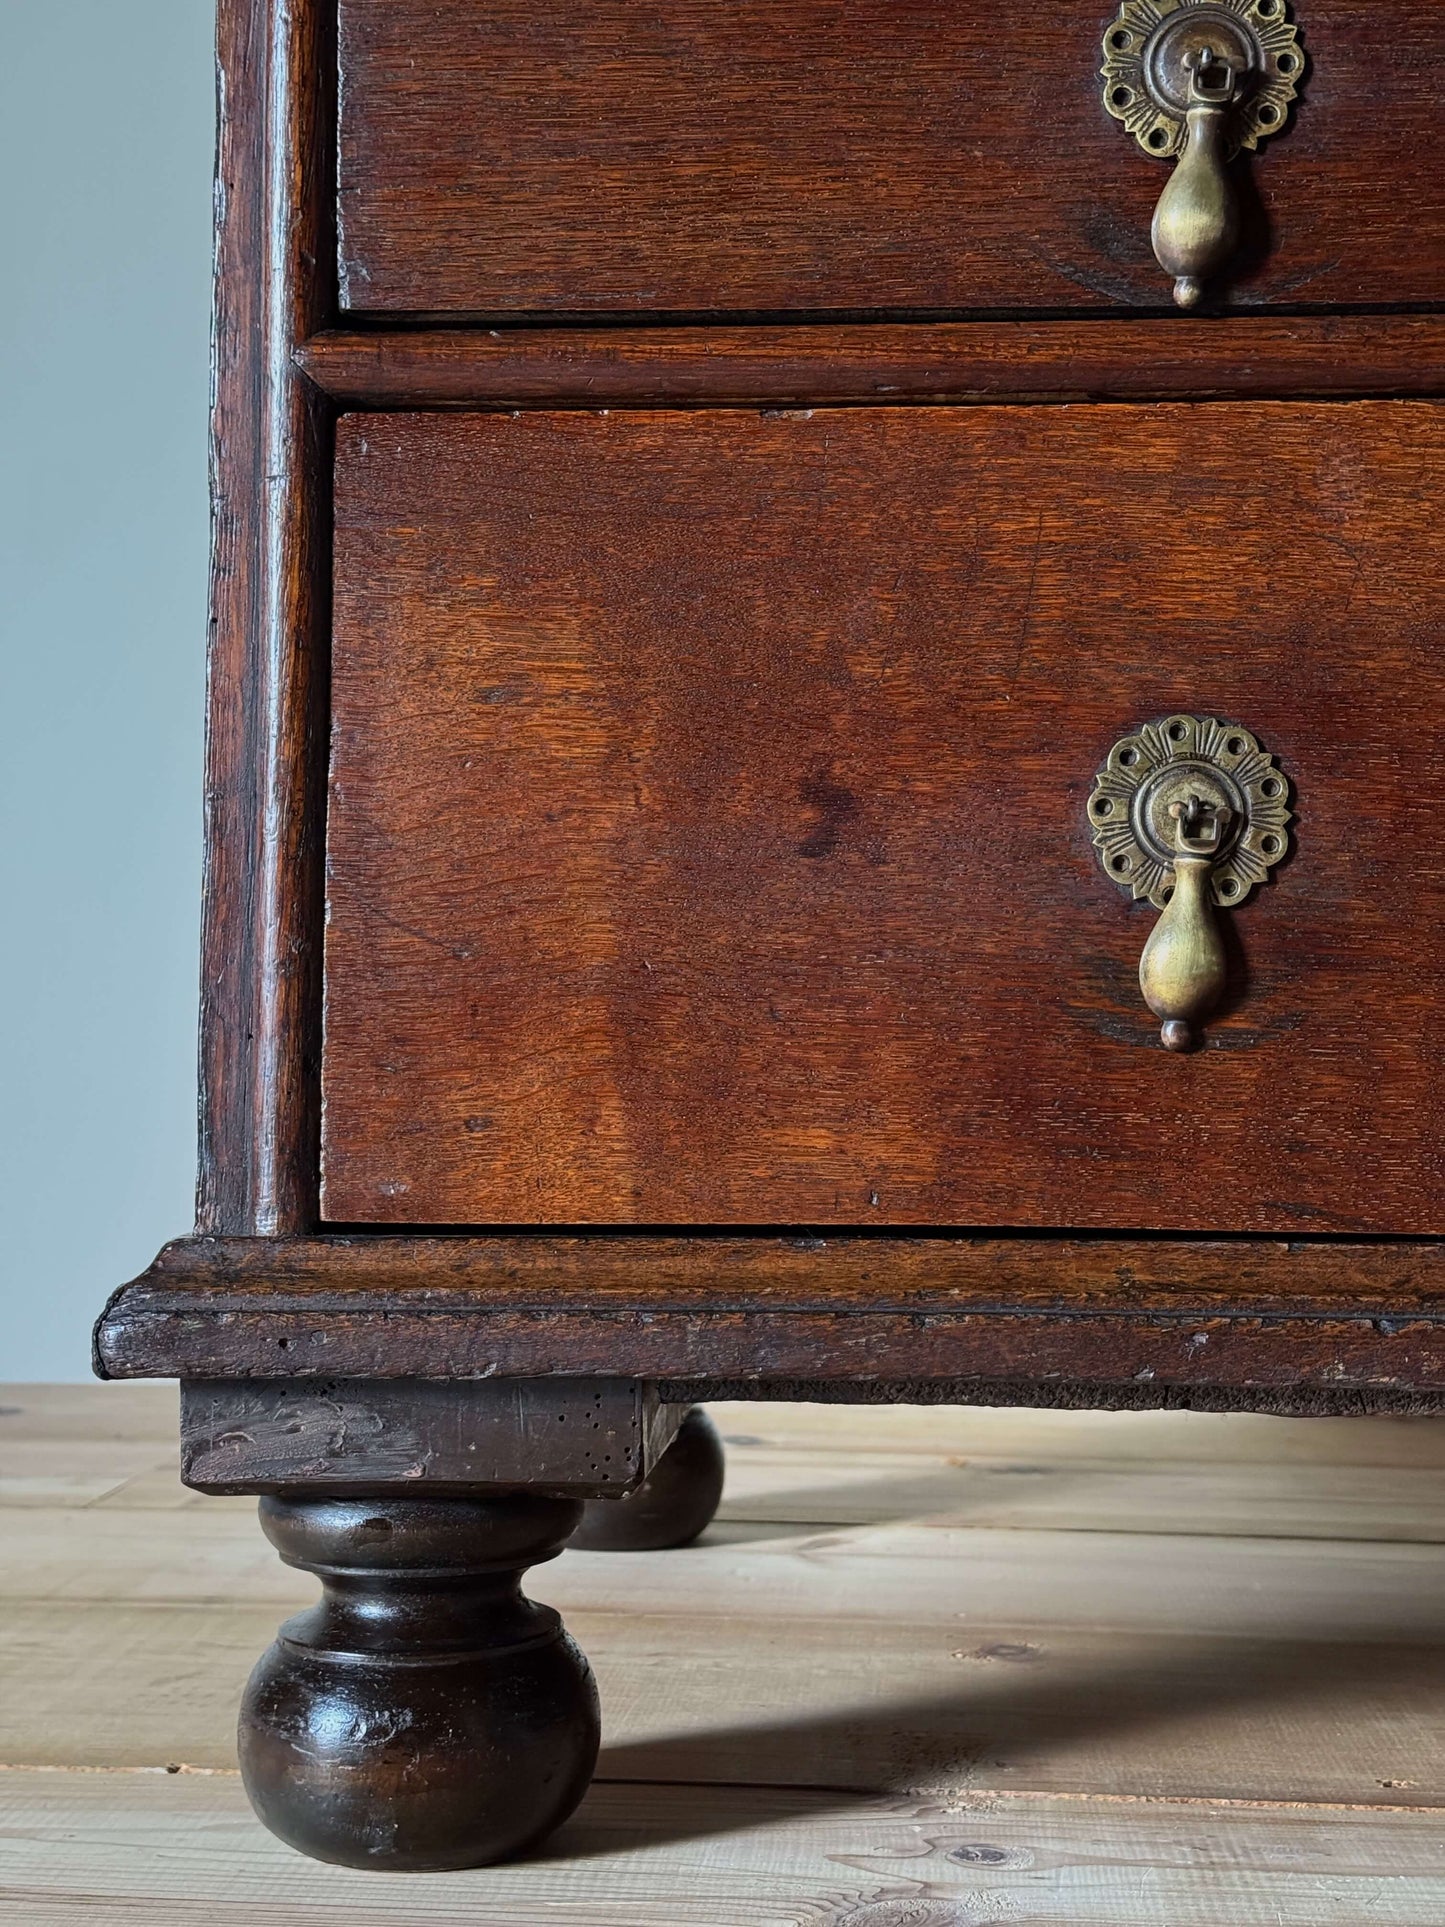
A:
335,0,1445,315
323,403,1445,1233
9,1774,1445,1926
8,1384,1445,1922
296,315,1445,408
94,1235,1445,1391
178,1377,680,1494
198,0,333,1234
714,1437,1445,1542
9,1406,1445,1806
11,1542,1445,1788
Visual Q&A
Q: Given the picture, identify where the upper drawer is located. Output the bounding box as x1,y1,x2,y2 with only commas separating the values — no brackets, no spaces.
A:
337,0,1445,315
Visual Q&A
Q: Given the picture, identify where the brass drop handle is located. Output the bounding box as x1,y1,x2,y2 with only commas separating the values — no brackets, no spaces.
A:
1102,0,1305,308
1138,795,1231,1051
1151,54,1240,310
1088,715,1292,1052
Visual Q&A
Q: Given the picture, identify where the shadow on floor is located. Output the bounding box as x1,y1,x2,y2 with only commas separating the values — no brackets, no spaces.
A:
541,1626,1445,1858
714,1459,1105,1530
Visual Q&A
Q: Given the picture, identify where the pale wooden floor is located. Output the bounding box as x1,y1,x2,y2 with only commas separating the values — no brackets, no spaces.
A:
3,1387,1445,1924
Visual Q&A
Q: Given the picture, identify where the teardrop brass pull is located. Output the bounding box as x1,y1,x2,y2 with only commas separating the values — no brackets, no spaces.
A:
1088,716,1292,1051
1137,796,1231,1050
1150,54,1239,310
1102,0,1305,308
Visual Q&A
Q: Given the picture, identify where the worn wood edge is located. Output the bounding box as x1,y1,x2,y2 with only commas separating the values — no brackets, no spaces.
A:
104,1233,1445,1310
293,317,1445,408
94,1309,1445,1397
197,0,334,1236
93,1236,1445,1392
177,1377,682,1495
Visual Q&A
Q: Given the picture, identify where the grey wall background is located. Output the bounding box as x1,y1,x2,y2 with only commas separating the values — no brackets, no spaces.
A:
2,4,213,1377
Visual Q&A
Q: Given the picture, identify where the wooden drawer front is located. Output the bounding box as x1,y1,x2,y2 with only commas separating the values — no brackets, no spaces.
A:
323,404,1444,1233
336,1,1445,315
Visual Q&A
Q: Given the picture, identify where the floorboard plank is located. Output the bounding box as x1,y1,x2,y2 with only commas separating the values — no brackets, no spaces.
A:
2,1771,1441,1926
3,1595,1440,1809
4,1388,1442,1917
716,1445,1445,1540
708,1403,1445,1469
8,1503,1444,1643
0,1385,176,1446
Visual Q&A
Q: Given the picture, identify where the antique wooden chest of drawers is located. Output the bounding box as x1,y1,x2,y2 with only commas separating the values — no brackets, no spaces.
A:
96,0,1445,1871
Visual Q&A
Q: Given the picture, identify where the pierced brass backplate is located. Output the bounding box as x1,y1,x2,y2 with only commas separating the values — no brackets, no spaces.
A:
1101,0,1304,306
1088,716,1292,1050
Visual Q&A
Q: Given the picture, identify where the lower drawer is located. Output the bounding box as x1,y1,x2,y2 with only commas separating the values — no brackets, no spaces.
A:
322,402,1444,1234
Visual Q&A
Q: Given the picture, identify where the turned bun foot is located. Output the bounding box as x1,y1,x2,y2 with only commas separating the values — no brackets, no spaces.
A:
239,1494,600,1870
571,1406,725,1552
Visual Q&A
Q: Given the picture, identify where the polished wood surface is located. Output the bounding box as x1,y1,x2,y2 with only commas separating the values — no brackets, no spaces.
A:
296,315,1445,409
323,403,1445,1233
95,1235,1445,1393
335,1,1445,316
200,0,333,1235
240,1493,598,1869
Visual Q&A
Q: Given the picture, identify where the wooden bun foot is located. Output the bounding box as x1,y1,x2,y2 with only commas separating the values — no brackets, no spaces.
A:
571,1406,725,1552
239,1494,599,1870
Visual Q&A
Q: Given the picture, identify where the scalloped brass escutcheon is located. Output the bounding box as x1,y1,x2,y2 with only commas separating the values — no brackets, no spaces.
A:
1101,0,1304,307
1088,715,1292,1051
